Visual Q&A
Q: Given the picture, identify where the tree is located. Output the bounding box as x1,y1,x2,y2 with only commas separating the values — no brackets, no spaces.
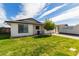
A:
43,19,55,35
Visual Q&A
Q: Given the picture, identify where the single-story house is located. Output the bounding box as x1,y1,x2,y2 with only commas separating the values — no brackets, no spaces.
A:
58,24,79,35
5,18,45,37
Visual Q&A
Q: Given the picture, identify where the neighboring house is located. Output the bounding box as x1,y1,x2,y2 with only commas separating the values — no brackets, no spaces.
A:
0,23,10,34
0,28,10,34
58,24,79,35
5,18,44,37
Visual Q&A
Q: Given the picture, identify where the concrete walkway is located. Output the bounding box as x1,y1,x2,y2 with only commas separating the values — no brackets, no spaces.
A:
53,34,79,40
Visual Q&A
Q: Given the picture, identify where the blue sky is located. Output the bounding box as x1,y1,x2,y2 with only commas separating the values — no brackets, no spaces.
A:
3,3,22,20
0,3,79,26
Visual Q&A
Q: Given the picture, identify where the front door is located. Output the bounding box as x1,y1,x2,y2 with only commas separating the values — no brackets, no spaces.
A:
37,31,40,35
36,26,40,35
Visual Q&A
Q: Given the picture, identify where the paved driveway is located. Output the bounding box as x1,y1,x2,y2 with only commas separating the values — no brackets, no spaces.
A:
53,34,79,40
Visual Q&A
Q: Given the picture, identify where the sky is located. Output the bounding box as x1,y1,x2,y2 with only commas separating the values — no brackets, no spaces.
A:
0,3,79,26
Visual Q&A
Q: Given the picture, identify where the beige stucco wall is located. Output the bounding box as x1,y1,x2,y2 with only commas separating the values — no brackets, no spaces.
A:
10,23,34,37
58,25,79,34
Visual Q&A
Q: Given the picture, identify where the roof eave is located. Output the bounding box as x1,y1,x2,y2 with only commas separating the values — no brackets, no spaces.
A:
5,21,43,25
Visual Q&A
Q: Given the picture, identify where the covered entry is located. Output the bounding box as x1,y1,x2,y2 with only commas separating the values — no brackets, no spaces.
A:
36,26,41,35
34,25,44,35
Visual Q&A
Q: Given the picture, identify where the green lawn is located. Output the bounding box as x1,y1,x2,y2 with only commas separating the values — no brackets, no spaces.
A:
0,35,79,56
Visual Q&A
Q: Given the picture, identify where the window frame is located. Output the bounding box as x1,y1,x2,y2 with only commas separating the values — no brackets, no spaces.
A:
36,26,40,30
18,24,28,33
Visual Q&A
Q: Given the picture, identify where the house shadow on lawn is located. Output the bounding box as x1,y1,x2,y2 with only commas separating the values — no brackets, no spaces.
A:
33,35,51,39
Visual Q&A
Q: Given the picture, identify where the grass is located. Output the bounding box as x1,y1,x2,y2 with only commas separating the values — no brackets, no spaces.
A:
0,33,10,39
0,35,79,56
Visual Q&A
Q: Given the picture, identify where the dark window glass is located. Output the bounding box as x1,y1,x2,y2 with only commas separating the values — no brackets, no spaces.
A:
36,26,40,29
18,24,28,33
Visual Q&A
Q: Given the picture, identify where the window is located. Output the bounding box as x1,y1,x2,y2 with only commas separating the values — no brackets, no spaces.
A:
36,26,40,30
18,24,28,33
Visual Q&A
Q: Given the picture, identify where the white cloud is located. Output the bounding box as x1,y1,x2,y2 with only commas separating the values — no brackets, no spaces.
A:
12,3,46,20
38,4,67,19
35,3,51,16
10,12,26,20
0,4,7,23
51,5,79,22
